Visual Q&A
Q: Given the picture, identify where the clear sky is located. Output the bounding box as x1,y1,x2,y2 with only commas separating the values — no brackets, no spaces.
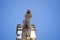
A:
0,0,60,40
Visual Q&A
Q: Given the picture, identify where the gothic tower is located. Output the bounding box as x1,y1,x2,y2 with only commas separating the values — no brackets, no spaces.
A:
16,9,36,40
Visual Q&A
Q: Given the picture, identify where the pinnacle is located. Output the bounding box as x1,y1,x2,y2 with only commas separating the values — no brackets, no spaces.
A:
27,9,31,13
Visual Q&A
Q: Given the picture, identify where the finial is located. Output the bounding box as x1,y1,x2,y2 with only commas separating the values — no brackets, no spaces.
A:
27,9,31,13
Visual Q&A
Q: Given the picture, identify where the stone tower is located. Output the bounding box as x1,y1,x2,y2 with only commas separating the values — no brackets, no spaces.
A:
16,9,36,40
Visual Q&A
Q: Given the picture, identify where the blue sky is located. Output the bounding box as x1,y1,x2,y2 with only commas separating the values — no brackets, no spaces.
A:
0,0,60,40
